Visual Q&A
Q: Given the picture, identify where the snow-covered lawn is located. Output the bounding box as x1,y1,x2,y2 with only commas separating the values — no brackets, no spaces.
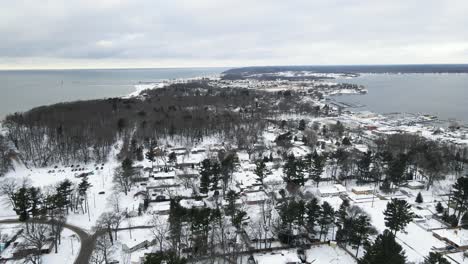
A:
358,198,447,263
251,245,356,264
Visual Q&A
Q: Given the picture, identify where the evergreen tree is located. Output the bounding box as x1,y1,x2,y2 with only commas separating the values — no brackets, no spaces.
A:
306,198,321,235
12,187,31,221
283,154,305,186
461,212,468,229
310,152,327,187
435,202,444,214
342,137,352,146
336,199,350,229
135,146,144,161
357,151,372,182
383,199,415,237
28,187,43,218
146,148,156,170
317,202,335,241
78,176,92,213
423,252,450,264
280,201,294,227
144,251,187,264
220,153,239,192
199,159,211,194
168,152,177,164
225,190,239,216
298,119,306,131
114,158,135,195
56,179,73,213
78,177,92,196
387,154,408,188
350,215,376,257
415,192,423,204
210,161,221,191
452,177,468,221
232,210,247,229
359,230,406,264
254,159,268,185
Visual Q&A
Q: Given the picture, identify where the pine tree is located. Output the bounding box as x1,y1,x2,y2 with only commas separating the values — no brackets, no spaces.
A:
28,187,43,218
135,147,144,161
144,251,187,264
436,202,444,214
168,152,177,164
310,152,327,187
461,212,468,229
283,154,305,186
114,158,135,195
415,192,424,203
350,214,376,257
359,229,406,264
56,179,73,213
254,159,268,185
357,151,372,182
78,176,92,214
383,199,415,237
342,137,352,146
210,162,221,191
298,119,306,131
423,252,450,264
12,187,31,221
306,198,321,235
199,159,211,194
145,149,156,170
225,190,239,217
387,154,408,188
317,202,335,241
452,177,468,221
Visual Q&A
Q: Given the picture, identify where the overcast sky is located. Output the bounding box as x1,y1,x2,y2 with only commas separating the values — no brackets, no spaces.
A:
1,0,467,69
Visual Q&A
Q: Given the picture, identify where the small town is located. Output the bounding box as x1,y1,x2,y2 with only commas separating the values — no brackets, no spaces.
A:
1,68,468,264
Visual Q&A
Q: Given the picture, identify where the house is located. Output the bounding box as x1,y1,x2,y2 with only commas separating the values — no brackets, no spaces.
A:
40,239,54,254
406,181,425,190
176,162,199,169
152,171,176,180
352,186,374,195
433,228,468,250
315,184,347,197
242,191,269,205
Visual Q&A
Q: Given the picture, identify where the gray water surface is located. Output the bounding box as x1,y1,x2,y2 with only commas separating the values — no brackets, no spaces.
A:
333,74,468,124
0,67,226,119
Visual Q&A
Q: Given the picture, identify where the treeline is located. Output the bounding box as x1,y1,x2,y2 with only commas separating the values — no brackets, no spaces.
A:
3,81,308,167
0,135,14,176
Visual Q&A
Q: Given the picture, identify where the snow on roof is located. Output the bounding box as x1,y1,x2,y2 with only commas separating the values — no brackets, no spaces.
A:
243,191,269,202
352,186,374,192
407,181,425,187
180,199,205,209
150,201,170,212
433,228,468,246
315,184,347,196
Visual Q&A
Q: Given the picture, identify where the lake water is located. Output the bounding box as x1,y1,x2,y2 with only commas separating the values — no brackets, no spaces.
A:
0,67,227,119
2,69,467,125
333,74,468,125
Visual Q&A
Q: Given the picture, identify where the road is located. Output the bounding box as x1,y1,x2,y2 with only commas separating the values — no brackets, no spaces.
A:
0,218,94,264
0,219,157,264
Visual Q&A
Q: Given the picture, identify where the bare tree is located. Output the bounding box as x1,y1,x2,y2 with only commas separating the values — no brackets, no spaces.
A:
50,213,67,253
108,192,122,213
20,222,50,264
96,212,123,245
0,177,20,207
149,214,170,252
90,236,115,264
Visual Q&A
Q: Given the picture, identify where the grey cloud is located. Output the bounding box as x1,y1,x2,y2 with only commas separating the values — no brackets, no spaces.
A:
1,0,468,68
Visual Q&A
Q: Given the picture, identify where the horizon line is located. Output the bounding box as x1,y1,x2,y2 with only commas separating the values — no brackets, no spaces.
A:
1,63,468,71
